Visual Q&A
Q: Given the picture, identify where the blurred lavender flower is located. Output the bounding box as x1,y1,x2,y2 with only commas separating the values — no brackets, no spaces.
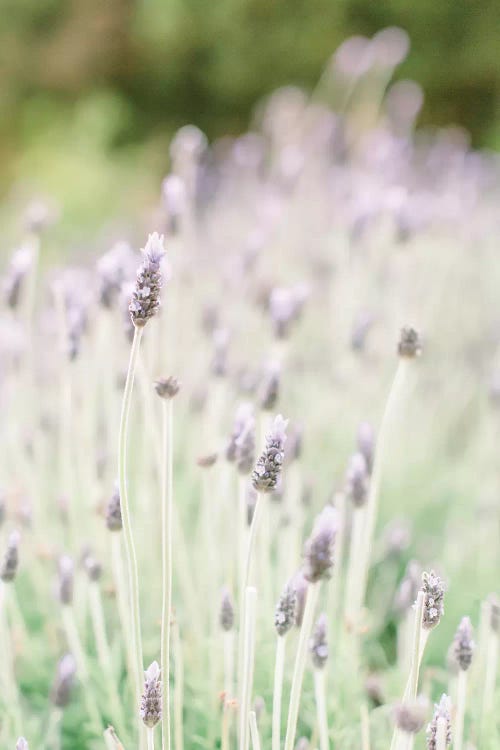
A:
268,285,308,339
106,484,122,532
398,327,422,358
57,556,74,605
219,587,235,631
293,570,308,627
303,506,338,583
129,233,166,328
51,654,77,708
0,530,20,583
3,246,33,309
97,241,135,309
162,174,187,233
309,613,328,669
252,414,288,492
275,580,297,636
452,617,474,671
394,560,421,615
140,661,162,728
16,738,29,750
226,403,254,463
258,363,280,411
356,422,375,473
155,376,181,400
393,697,428,734
345,452,369,507
211,328,230,378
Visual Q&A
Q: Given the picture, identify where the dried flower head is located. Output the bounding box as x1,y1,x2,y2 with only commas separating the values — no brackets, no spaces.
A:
57,556,74,605
421,570,446,630
106,484,122,532
0,530,20,583
155,376,181,399
140,661,162,728
393,697,428,734
258,363,280,411
16,738,29,750
252,415,288,493
310,613,328,669
303,505,338,583
452,617,474,671
345,452,369,507
275,581,297,636
398,327,422,358
129,233,166,328
51,654,77,708
220,588,235,631
426,694,452,750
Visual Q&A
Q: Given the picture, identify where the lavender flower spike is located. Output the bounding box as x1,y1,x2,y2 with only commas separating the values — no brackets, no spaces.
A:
453,616,475,671
0,530,20,583
426,694,452,750
421,570,446,630
310,613,328,669
16,739,29,750
51,654,77,708
140,661,162,728
303,506,338,583
275,581,297,637
129,233,166,328
252,414,288,493
106,484,122,532
220,587,235,631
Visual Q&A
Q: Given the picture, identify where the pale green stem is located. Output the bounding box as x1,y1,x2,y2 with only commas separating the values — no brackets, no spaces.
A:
111,533,134,685
482,630,498,720
272,635,286,750
161,399,173,750
147,727,156,750
360,703,370,750
284,582,320,750
327,492,346,630
249,711,262,750
356,359,410,616
0,582,22,738
454,669,467,750
88,582,127,737
239,586,257,750
104,725,126,750
314,669,329,750
44,707,63,750
224,630,235,701
61,605,101,730
344,507,365,630
173,619,184,750
117,326,145,737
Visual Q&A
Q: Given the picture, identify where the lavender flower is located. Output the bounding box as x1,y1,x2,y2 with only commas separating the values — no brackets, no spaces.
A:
57,556,74,605
421,570,446,630
3,246,33,309
16,738,29,750
226,403,254,468
211,328,229,378
140,661,162,728
83,554,102,582
275,581,297,636
356,422,375,473
0,531,20,582
426,695,452,750
235,415,256,475
258,363,280,411
345,452,369,507
106,484,122,531
452,617,474,671
97,241,134,309
293,570,308,627
220,588,235,631
394,560,421,615
489,594,500,632
155,376,181,400
398,327,422,358
309,613,328,669
162,174,187,233
393,697,428,734
252,415,288,493
51,654,77,708
129,233,166,328
303,506,338,583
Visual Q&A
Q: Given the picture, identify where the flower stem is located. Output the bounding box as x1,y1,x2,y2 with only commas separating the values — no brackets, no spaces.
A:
118,325,146,745
272,636,286,750
314,669,329,750
284,582,320,750
160,399,173,750
239,586,257,750
147,727,156,750
454,669,467,750
249,710,262,750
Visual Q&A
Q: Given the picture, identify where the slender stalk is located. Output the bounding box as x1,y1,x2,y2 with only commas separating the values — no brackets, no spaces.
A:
44,707,63,750
284,582,320,750
314,669,329,750
272,636,286,750
224,630,235,700
147,727,156,750
356,359,409,616
117,326,145,725
239,586,257,750
111,533,134,683
103,726,126,750
244,493,264,589
482,629,498,720
344,507,365,629
249,711,262,750
454,669,467,750
160,399,173,750
173,619,184,750
61,605,101,729
360,703,370,750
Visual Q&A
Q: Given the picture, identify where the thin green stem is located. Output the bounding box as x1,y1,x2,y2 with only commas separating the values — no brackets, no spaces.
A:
314,669,329,750
148,726,156,750
117,326,145,727
272,636,286,750
249,711,262,750
284,582,320,750
61,605,101,730
239,586,257,750
161,399,173,750
173,619,184,750
454,669,467,750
